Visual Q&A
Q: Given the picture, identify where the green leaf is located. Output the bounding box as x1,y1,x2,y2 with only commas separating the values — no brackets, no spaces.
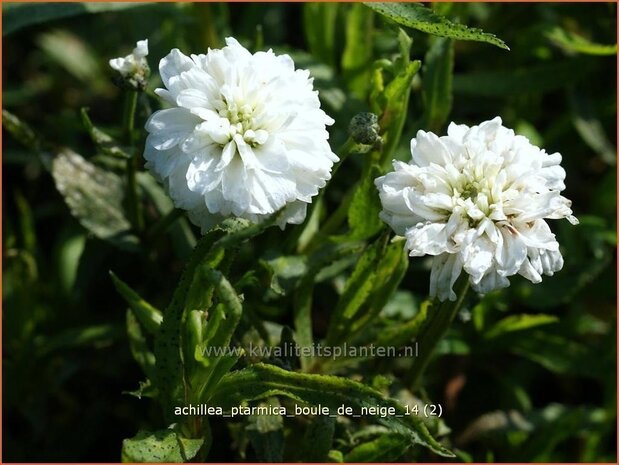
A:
484,314,558,340
37,30,101,85
345,432,411,462
297,416,335,462
365,2,509,50
377,300,429,348
509,332,607,379
568,90,616,165
292,241,365,368
422,37,454,133
374,52,421,165
303,3,339,67
121,428,203,463
347,165,384,241
51,149,139,251
326,234,390,345
3,2,149,36
155,216,279,418
154,230,224,420
110,271,163,334
246,398,285,462
341,4,374,99
41,323,121,354
210,363,454,457
81,108,131,159
350,241,408,337
126,311,156,380
546,26,617,56
2,109,42,153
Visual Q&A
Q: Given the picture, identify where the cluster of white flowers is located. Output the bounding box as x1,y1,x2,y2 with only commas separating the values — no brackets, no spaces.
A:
143,37,338,232
376,117,578,301
139,36,577,299
109,39,150,88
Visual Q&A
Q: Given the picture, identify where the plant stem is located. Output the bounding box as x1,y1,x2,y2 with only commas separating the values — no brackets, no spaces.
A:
406,276,470,389
123,90,144,233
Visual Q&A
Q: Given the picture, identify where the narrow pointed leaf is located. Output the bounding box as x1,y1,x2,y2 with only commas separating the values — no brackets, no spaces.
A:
111,271,162,334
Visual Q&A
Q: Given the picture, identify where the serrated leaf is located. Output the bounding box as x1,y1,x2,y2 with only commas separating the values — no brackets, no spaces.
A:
210,363,454,457
423,37,454,133
110,271,162,334
484,314,558,340
121,428,203,463
51,149,139,250
366,2,509,50
345,432,411,462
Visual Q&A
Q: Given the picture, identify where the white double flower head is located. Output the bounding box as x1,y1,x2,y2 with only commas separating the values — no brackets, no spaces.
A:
144,37,338,231
376,117,578,301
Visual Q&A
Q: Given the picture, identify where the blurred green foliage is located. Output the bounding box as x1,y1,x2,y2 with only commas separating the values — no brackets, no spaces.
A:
3,2,616,462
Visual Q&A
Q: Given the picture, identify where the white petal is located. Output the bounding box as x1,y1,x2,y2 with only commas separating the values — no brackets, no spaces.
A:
145,108,200,150
430,253,463,302
410,130,454,167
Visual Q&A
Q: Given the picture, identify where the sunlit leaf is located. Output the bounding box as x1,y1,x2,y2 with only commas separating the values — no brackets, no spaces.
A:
366,3,509,50
51,149,139,250
121,428,203,463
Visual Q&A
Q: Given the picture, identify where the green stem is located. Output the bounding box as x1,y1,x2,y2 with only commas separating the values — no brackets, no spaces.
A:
406,276,470,389
123,90,144,233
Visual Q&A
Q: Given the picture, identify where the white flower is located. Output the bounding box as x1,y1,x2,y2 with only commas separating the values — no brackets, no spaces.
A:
109,39,149,81
375,117,578,301
144,37,338,232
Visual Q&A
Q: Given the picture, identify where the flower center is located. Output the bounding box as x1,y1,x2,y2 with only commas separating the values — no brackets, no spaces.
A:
451,172,495,223
217,97,268,148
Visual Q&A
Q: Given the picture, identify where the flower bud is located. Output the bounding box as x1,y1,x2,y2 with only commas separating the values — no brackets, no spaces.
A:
349,112,381,146
110,39,150,91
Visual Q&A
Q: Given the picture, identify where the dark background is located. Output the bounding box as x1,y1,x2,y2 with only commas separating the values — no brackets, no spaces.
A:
3,2,617,462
